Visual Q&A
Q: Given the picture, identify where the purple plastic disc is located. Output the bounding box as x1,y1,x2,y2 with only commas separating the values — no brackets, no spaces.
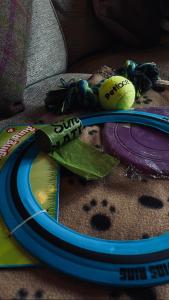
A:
102,107,169,176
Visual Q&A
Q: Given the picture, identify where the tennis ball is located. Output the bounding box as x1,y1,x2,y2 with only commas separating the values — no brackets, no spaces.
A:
98,76,135,110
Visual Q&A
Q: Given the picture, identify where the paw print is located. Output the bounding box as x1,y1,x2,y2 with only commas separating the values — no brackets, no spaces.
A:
138,194,168,239
82,199,116,231
135,95,153,105
13,288,44,300
61,167,89,187
110,286,157,300
138,195,163,209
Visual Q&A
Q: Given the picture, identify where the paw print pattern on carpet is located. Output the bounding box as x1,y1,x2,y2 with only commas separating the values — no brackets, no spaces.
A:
61,164,94,187
13,288,28,300
80,125,102,150
83,199,116,231
110,286,157,300
135,95,153,105
138,195,164,209
142,233,150,239
68,176,89,187
13,288,44,300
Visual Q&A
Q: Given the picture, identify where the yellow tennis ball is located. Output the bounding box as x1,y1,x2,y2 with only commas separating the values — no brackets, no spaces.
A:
98,76,135,110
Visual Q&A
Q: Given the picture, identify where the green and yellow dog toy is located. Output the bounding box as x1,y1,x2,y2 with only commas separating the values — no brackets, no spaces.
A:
45,60,160,114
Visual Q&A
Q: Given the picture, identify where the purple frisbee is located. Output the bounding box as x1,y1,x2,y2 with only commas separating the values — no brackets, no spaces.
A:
102,107,169,176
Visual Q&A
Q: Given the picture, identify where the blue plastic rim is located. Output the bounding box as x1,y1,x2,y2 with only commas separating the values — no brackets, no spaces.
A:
1,110,169,287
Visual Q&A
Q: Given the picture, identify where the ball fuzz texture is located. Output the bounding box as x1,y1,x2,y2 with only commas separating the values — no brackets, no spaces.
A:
99,76,135,110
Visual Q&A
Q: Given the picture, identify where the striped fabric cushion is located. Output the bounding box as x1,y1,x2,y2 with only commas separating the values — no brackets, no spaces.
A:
0,0,32,118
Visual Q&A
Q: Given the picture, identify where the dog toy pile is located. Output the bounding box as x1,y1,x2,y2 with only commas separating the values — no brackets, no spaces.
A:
2,110,169,287
45,60,160,114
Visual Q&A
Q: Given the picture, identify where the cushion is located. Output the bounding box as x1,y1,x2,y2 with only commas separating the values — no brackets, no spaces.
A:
93,0,161,47
0,0,32,118
51,0,112,65
26,0,67,87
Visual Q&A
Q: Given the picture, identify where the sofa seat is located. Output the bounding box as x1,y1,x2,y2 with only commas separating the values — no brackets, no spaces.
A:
0,73,90,128
69,45,169,80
